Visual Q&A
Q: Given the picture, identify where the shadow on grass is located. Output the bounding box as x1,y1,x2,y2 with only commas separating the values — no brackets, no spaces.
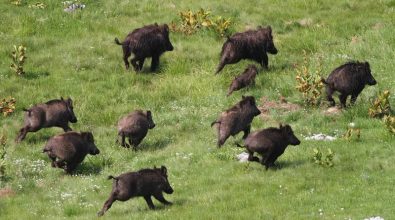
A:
23,71,50,80
135,138,172,152
73,161,102,175
248,159,305,170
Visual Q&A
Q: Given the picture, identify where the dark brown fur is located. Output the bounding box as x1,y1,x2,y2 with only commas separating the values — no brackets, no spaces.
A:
322,61,377,108
241,124,300,169
117,110,155,149
227,65,258,96
115,23,174,72
216,26,278,74
16,97,77,143
97,166,173,216
42,131,100,174
211,96,261,147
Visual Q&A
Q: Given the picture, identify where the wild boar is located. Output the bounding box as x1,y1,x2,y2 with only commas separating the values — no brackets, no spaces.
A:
240,124,300,169
211,96,261,147
16,97,77,143
97,166,173,216
216,26,278,74
115,23,174,72
117,110,155,149
42,131,100,173
322,61,377,108
227,65,258,96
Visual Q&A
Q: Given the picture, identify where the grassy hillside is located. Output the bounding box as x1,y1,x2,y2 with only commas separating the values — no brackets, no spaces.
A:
1,0,394,219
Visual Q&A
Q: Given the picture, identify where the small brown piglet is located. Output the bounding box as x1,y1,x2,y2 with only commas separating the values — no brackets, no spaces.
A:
43,131,100,173
227,65,258,96
211,96,261,147
97,166,174,216
16,97,77,143
117,110,155,149
240,124,300,169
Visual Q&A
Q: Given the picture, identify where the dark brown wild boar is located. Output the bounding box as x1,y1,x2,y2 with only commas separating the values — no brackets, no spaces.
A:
322,61,377,108
211,96,261,147
240,124,300,169
117,110,155,149
42,131,100,174
216,26,278,74
115,23,174,72
227,65,258,96
16,97,77,143
97,166,173,216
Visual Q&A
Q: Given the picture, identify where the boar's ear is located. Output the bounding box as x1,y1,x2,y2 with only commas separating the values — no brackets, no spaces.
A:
279,123,283,129
146,110,152,118
82,132,94,142
67,98,73,106
267,25,272,32
60,97,64,101
161,166,167,175
364,61,370,69
242,95,246,99
163,24,169,32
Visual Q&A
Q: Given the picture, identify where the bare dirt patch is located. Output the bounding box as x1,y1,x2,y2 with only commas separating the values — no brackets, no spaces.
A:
0,187,15,198
259,96,301,119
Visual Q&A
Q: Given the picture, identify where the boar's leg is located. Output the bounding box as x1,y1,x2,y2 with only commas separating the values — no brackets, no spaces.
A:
122,45,131,70
130,137,143,150
55,160,66,169
339,93,348,108
65,162,78,174
242,125,251,139
16,125,40,142
153,192,172,205
150,55,160,72
120,134,128,148
131,55,144,72
61,124,72,132
247,150,260,162
138,58,145,71
350,94,359,105
260,53,269,69
143,196,155,209
98,194,117,217
325,87,336,106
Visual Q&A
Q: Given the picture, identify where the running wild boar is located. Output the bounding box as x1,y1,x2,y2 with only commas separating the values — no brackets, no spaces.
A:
117,110,155,149
227,65,258,96
241,124,300,169
115,23,174,72
211,96,261,147
322,61,377,108
216,26,278,74
16,97,77,143
43,131,100,173
97,166,173,216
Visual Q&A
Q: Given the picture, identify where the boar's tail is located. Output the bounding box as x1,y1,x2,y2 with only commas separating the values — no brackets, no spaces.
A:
211,120,220,127
235,143,245,148
108,175,119,181
114,38,123,45
22,108,32,116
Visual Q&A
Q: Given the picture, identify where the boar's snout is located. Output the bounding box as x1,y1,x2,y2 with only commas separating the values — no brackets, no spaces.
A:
253,106,261,116
90,147,100,155
167,43,174,52
289,134,301,146
149,123,156,129
368,78,377,86
164,184,174,194
267,40,278,55
70,115,78,123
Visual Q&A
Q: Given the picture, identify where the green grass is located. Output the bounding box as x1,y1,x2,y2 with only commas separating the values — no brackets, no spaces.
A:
1,0,395,219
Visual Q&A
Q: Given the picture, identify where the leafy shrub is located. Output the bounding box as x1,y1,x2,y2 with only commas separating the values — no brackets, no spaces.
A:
312,148,334,167
368,90,392,118
170,8,232,37
10,45,27,76
28,2,46,9
342,123,361,141
383,116,395,135
295,50,324,106
0,97,16,117
0,134,7,180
